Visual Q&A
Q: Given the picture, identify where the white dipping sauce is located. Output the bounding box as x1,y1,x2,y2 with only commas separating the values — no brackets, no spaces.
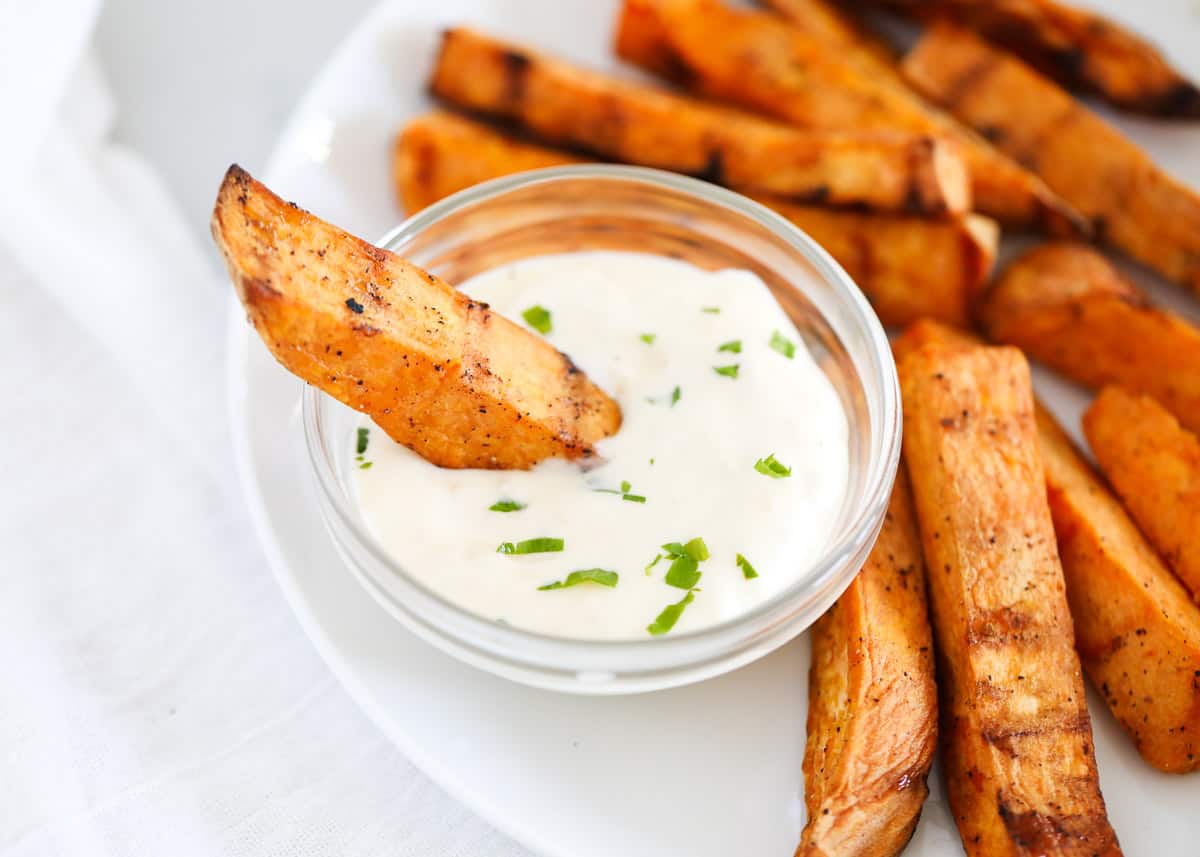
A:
354,252,849,640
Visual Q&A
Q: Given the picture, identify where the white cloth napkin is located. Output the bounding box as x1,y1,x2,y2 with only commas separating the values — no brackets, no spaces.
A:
0,4,530,855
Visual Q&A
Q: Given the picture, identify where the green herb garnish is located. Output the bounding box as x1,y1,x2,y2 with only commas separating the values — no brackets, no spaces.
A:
640,333,657,345
769,330,796,359
522,305,553,334
356,427,369,455
754,454,792,479
359,461,373,470
645,553,665,575
538,568,619,591
660,538,710,589
713,364,740,379
496,537,564,555
701,307,720,314
736,553,759,580
595,479,646,503
489,499,526,512
670,385,681,406
647,591,696,636
717,340,742,354
662,538,710,561
665,556,702,589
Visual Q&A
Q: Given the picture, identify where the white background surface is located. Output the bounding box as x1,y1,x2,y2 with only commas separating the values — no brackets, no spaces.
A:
2,1,1199,855
2,1,530,855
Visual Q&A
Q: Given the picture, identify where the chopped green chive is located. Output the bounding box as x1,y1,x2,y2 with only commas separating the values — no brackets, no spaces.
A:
595,479,646,503
356,427,370,455
646,386,682,407
769,330,796,359
489,499,526,512
713,364,740,379
701,306,720,314
640,333,657,345
649,458,656,466
496,537,564,555
662,538,710,561
359,461,373,470
660,537,710,589
538,568,619,590
647,591,696,636
645,553,664,575
754,453,792,479
665,556,702,589
717,340,742,354
522,305,552,334
736,553,759,580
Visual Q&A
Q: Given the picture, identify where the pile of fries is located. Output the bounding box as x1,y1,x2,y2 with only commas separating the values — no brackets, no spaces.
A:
396,1,1200,854
215,1,1200,854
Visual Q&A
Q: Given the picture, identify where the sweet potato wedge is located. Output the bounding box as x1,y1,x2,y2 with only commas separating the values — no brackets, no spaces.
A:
1037,403,1200,772
394,112,587,212
899,341,1121,857
763,0,897,72
1084,387,1200,603
613,0,1083,234
865,0,1200,117
979,242,1200,436
759,196,997,327
211,165,620,470
394,112,997,327
891,317,982,361
799,468,936,857
428,28,971,216
902,23,1200,293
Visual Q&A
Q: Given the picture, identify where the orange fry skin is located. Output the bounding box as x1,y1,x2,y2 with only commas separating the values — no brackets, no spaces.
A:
428,27,970,216
1084,387,1200,604
900,341,1121,857
979,242,1200,436
799,468,937,857
903,23,1200,294
212,165,620,470
1038,404,1200,773
393,112,997,328
613,0,1084,235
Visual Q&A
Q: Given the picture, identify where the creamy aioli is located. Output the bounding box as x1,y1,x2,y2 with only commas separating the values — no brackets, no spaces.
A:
353,252,849,640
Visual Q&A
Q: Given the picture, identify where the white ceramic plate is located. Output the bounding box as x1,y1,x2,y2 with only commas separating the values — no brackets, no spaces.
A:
228,1,1200,854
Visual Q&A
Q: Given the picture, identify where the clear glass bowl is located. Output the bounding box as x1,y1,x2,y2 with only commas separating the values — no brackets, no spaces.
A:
303,165,900,694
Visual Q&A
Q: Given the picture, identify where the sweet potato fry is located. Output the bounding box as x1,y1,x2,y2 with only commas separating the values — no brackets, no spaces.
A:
394,112,587,212
1084,387,1200,603
1037,403,1200,773
428,28,970,216
866,0,1200,117
899,341,1120,857
902,23,1200,293
393,112,997,327
763,0,897,72
613,0,1083,234
891,317,981,362
979,242,1200,436
760,196,997,327
211,165,620,470
800,468,936,857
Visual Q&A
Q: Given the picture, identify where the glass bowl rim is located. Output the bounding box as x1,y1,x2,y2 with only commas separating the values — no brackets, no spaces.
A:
302,164,901,674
